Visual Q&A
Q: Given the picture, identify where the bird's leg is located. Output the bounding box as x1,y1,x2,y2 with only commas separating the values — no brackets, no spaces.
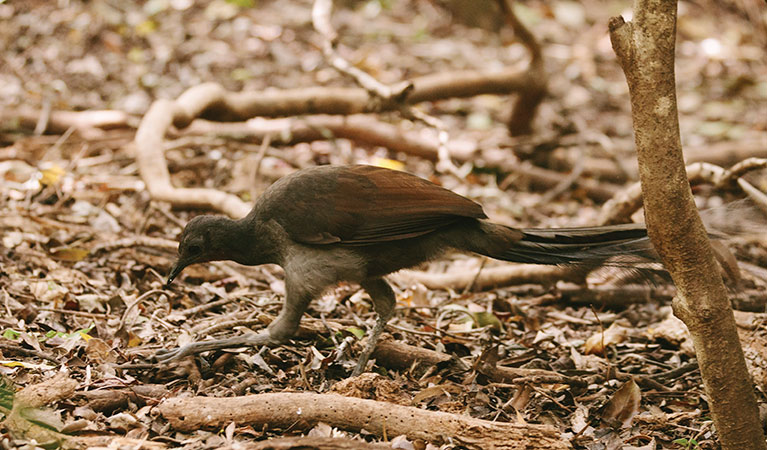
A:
154,282,314,364
265,281,314,342
154,332,275,363
353,278,396,376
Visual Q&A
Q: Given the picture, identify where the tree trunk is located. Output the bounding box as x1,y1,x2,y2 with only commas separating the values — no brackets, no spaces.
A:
608,1,766,448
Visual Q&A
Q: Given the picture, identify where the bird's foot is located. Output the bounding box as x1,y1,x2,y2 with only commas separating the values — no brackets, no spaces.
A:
153,332,274,365
153,345,198,364
351,318,388,376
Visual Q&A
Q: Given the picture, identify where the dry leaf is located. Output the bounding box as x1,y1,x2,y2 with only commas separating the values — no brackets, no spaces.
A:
584,322,629,355
601,379,642,428
412,383,462,404
39,165,65,186
85,338,116,364
372,157,405,171
646,309,694,355
50,247,89,262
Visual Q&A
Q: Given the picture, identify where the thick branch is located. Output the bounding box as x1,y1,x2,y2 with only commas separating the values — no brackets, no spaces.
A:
393,264,588,291
498,0,547,135
135,67,537,217
158,392,570,449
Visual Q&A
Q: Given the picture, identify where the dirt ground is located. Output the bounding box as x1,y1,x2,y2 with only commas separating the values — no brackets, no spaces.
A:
1,0,767,448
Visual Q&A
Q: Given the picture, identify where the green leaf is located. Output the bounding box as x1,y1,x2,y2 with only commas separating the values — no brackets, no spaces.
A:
2,329,20,340
672,437,699,449
471,312,503,333
346,326,366,339
230,68,252,81
0,375,15,410
226,0,255,7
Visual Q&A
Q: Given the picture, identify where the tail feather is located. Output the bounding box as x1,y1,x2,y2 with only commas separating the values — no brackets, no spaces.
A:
499,223,656,265
480,201,758,285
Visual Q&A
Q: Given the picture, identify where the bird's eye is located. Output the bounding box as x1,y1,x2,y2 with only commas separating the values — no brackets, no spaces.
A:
188,245,201,255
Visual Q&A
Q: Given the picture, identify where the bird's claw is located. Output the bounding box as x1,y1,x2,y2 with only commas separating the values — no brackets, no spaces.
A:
153,345,193,364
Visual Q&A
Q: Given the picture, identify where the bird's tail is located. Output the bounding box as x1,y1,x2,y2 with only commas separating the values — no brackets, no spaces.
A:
470,199,764,285
496,223,656,266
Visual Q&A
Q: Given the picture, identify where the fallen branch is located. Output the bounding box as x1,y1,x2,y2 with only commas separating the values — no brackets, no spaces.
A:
135,67,541,217
132,0,548,215
0,107,132,136
249,437,393,450
503,161,621,203
598,158,767,225
393,264,589,291
312,0,462,175
179,115,479,163
312,0,412,103
3,373,77,446
497,0,547,135
372,338,586,387
158,392,570,449
685,137,767,167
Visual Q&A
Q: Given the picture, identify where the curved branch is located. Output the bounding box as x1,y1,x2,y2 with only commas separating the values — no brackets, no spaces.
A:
598,159,767,225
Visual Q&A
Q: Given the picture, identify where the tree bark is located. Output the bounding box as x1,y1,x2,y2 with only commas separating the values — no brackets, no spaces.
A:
158,392,571,450
608,1,766,449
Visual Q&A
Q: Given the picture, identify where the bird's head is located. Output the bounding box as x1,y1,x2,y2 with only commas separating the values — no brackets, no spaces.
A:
166,215,233,286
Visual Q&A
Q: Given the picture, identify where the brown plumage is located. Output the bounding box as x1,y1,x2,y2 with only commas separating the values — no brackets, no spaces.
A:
162,164,652,375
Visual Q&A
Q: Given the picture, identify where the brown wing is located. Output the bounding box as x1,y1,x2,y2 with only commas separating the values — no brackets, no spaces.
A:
256,165,486,245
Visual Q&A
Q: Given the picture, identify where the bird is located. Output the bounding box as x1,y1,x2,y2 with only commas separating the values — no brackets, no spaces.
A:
160,164,653,375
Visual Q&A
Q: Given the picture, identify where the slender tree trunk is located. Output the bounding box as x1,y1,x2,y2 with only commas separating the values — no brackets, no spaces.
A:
608,1,766,448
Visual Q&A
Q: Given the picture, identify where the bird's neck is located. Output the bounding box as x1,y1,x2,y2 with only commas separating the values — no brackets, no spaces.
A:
224,216,281,267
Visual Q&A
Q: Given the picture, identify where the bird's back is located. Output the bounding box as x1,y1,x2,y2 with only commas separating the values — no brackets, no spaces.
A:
252,165,486,245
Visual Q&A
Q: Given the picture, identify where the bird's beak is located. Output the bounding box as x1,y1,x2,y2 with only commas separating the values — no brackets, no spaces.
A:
165,260,188,287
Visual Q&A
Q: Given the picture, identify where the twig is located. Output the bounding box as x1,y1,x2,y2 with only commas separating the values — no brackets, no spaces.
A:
92,236,178,253
311,0,463,176
119,289,167,331
599,158,767,225
312,0,412,103
538,150,586,204
176,296,237,318
738,178,767,216
0,341,59,363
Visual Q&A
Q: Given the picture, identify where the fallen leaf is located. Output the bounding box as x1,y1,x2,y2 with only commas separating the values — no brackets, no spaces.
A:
601,379,642,428
39,165,65,186
584,322,629,355
50,247,89,262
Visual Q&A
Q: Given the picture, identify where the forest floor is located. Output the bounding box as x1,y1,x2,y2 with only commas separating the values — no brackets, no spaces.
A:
1,0,767,449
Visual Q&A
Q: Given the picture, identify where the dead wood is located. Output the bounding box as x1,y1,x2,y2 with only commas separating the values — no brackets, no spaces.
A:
180,115,479,162
158,392,571,450
598,158,767,225
77,384,169,414
0,107,132,136
133,0,548,215
13,372,77,408
74,437,167,449
311,0,464,175
609,2,765,447
181,117,636,203
503,161,621,203
372,338,585,387
393,264,589,291
552,284,765,311
685,137,767,167
3,373,78,446
247,436,394,450
134,68,539,217
558,285,674,306
497,0,547,135
312,0,412,103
